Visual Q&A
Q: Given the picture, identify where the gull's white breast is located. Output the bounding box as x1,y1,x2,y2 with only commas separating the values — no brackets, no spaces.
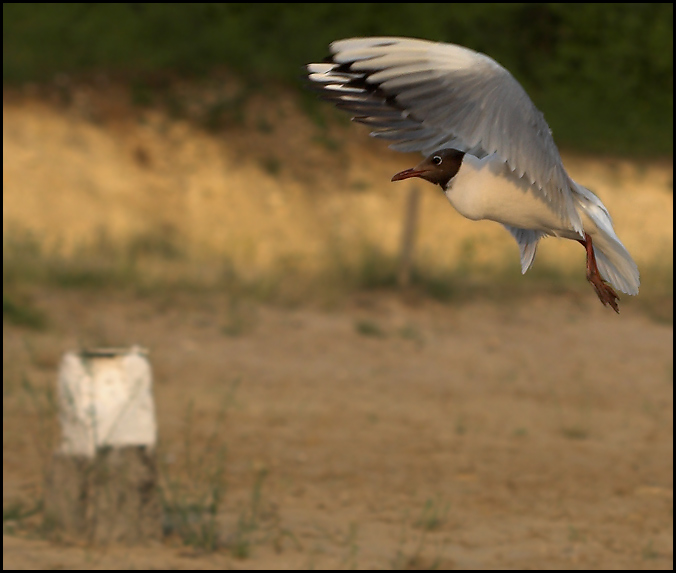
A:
445,154,581,239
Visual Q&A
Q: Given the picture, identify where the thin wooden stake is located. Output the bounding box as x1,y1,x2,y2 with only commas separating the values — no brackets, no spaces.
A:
398,184,420,289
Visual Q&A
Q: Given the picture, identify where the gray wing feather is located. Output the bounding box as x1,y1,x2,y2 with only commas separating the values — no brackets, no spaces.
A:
307,37,583,234
503,225,545,274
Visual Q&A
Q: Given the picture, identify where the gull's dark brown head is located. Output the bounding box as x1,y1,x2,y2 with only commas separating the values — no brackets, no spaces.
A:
391,148,466,188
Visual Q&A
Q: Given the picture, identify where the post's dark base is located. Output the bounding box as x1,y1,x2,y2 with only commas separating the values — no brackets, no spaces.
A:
44,446,161,544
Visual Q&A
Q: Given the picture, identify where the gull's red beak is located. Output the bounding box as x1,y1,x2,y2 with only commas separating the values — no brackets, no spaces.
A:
391,167,428,182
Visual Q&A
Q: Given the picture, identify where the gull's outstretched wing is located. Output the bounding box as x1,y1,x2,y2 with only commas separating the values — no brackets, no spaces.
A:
307,37,583,234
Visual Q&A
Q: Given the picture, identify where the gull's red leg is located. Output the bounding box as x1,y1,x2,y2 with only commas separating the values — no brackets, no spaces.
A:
578,234,620,313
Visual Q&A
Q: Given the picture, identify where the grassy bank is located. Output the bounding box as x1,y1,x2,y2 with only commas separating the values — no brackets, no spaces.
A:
3,227,672,325
3,76,673,324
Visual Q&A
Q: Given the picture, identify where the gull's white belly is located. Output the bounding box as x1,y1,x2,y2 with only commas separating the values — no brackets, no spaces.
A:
444,154,582,239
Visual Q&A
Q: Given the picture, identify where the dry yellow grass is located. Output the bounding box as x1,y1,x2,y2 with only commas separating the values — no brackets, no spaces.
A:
2,86,673,291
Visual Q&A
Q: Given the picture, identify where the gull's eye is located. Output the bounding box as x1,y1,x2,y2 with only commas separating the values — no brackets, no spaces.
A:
431,155,442,166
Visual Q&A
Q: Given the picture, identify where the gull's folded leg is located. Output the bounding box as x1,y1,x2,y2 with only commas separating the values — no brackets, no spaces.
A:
578,234,620,313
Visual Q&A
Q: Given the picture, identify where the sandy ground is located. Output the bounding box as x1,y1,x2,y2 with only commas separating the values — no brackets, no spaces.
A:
2,85,674,569
3,289,673,569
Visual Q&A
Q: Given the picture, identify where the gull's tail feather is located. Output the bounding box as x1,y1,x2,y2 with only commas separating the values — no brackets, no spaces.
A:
573,182,640,296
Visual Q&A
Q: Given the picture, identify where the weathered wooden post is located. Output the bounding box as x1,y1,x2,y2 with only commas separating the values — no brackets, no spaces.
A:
398,184,421,289
44,346,161,544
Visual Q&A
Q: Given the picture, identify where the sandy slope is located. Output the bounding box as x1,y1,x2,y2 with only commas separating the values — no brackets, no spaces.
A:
3,92,673,277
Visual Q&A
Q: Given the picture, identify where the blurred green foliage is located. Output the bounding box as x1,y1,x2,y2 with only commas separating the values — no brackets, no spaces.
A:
3,3,673,155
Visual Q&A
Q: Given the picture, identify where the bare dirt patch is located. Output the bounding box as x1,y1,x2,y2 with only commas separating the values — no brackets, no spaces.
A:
3,290,673,569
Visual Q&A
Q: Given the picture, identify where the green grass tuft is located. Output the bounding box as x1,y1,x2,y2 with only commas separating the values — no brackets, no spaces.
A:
355,319,386,338
3,295,48,330
3,229,672,324
413,498,449,532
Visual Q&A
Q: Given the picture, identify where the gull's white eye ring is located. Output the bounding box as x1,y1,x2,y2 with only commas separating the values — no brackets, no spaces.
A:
432,156,442,166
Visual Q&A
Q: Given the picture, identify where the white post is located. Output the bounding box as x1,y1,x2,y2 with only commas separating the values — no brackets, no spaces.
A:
44,346,161,544
57,346,157,456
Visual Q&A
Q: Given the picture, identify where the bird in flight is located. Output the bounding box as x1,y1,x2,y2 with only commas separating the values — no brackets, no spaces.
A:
307,37,639,312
